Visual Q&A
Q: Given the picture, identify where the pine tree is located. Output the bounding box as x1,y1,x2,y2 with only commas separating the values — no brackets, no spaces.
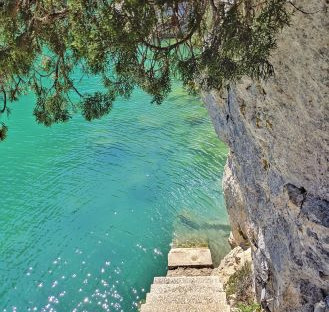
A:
0,0,291,140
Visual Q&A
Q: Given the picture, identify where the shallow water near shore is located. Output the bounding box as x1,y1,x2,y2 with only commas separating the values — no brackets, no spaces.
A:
0,82,229,311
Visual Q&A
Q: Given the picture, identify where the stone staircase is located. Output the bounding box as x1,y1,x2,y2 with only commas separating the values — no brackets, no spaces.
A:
140,247,230,312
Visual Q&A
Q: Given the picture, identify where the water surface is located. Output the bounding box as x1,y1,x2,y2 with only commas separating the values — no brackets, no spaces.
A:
0,83,228,311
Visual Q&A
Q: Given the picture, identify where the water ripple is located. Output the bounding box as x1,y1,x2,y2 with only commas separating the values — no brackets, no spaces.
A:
0,85,228,311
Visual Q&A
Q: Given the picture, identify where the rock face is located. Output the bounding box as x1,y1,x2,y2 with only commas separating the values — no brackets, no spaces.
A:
203,1,329,311
212,246,252,288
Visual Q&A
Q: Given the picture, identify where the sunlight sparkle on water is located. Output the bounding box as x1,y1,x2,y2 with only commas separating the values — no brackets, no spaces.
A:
0,85,229,311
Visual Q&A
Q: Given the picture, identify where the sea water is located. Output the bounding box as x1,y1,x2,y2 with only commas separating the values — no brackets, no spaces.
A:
0,82,229,311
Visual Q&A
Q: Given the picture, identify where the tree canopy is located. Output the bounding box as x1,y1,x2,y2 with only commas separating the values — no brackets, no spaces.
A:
0,0,291,140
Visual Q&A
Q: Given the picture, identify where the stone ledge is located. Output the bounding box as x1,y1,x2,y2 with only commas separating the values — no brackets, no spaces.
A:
168,248,213,269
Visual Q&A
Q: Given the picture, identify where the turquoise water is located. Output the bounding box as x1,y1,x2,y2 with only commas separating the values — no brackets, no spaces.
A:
0,82,229,311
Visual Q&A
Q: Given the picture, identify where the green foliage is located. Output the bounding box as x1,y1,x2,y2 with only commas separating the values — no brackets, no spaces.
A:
82,92,114,121
0,0,292,139
0,122,8,141
226,261,255,305
237,303,262,312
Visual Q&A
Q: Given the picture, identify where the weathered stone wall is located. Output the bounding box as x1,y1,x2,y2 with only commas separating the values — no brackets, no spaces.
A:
203,1,329,311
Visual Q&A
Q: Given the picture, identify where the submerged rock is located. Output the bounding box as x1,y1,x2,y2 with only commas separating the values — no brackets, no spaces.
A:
177,213,231,232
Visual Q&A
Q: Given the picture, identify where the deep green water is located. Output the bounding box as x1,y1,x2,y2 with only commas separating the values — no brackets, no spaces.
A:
0,81,229,311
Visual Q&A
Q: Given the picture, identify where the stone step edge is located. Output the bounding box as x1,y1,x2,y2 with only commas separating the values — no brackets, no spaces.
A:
146,292,227,304
153,276,222,284
168,248,213,269
140,303,229,312
150,283,224,292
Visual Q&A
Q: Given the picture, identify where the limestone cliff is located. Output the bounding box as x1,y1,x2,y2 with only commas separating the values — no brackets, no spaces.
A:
203,1,329,311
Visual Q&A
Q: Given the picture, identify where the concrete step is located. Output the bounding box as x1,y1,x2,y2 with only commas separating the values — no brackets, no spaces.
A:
146,291,226,304
150,283,224,294
140,303,229,312
168,248,213,269
167,267,213,277
153,275,222,285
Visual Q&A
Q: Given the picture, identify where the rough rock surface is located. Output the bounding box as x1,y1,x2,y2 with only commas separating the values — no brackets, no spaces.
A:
212,247,252,287
212,247,254,311
203,1,329,311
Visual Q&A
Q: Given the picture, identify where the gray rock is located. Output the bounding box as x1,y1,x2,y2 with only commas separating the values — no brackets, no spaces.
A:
314,301,326,312
203,1,329,311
